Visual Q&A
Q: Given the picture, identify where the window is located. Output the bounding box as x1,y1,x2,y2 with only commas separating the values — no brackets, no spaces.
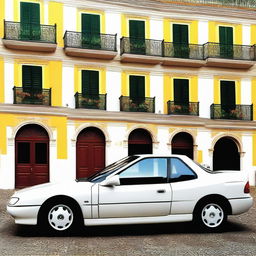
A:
174,78,189,105
129,75,145,102
219,26,233,58
119,158,167,185
170,158,197,182
129,20,145,54
20,2,40,40
35,143,48,164
82,70,99,96
173,24,189,58
220,80,236,111
17,142,30,164
22,65,42,92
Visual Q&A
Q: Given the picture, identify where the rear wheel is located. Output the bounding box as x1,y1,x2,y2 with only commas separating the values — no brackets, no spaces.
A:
194,201,227,232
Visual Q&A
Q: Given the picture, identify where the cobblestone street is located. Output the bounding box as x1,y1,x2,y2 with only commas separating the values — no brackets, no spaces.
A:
0,188,255,256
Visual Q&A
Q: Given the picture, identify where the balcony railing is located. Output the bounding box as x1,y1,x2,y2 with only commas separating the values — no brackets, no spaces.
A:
210,104,253,121
163,42,204,60
13,87,51,106
120,37,162,56
4,21,56,43
204,42,254,61
167,101,199,116
161,0,256,8
64,31,117,51
75,93,107,110
120,96,155,113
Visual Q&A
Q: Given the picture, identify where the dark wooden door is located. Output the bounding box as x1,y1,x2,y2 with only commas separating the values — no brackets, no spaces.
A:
15,125,49,188
76,127,105,178
172,132,193,160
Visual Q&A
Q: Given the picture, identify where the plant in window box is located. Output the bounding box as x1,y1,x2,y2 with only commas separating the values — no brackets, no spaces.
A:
230,109,243,119
81,97,100,109
170,104,182,113
137,102,149,112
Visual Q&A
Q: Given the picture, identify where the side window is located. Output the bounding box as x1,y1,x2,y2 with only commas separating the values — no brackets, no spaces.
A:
119,158,167,185
170,158,197,182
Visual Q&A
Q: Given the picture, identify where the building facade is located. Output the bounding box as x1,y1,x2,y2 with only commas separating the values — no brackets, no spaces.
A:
0,0,256,189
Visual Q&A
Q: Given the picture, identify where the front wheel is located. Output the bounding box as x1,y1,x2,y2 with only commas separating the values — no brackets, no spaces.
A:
194,201,227,232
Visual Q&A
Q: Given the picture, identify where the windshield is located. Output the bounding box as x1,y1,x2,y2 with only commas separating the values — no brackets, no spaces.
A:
87,155,139,183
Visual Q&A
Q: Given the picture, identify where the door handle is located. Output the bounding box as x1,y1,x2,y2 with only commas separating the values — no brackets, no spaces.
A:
157,189,166,193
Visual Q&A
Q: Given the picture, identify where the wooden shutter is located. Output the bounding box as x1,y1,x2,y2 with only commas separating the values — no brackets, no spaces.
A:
173,24,189,58
221,81,235,109
219,26,233,58
129,75,145,101
82,70,99,96
22,66,42,91
174,79,189,104
129,20,145,39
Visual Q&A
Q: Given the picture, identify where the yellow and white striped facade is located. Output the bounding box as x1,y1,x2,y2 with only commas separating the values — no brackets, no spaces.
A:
0,0,256,188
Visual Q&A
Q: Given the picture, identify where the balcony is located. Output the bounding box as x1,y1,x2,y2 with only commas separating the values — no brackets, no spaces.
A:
204,42,254,69
75,93,107,110
13,87,51,106
210,104,253,121
162,42,205,67
3,21,57,52
120,37,163,64
64,31,117,60
120,96,155,113
167,101,199,116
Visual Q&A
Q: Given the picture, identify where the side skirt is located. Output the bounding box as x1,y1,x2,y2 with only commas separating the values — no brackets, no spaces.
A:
84,214,192,226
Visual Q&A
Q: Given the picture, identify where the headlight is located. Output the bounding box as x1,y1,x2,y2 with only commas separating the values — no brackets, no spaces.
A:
8,197,19,206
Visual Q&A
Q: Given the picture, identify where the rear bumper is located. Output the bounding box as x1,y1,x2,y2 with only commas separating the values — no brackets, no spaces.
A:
229,197,253,215
7,205,40,225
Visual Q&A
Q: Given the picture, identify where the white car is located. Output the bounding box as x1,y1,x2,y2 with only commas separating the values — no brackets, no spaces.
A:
7,155,253,234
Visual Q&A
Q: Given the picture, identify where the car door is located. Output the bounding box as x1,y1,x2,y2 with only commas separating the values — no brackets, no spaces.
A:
98,157,172,218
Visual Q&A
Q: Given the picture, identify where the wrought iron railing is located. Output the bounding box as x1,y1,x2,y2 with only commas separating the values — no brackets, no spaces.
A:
163,42,204,60
64,31,117,51
210,104,253,121
13,87,51,105
161,0,256,8
204,42,254,60
120,37,162,56
4,21,56,43
120,96,155,113
167,101,199,115
75,93,107,110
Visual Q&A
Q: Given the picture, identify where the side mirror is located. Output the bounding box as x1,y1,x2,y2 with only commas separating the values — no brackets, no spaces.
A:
100,175,120,186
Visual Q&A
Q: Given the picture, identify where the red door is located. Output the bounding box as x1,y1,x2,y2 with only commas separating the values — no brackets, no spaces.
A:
15,124,49,188
76,127,105,178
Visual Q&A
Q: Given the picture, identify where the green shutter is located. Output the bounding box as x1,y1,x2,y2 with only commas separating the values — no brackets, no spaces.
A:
129,20,145,54
129,75,145,102
221,81,236,110
173,24,189,58
219,26,233,58
81,14,101,49
22,65,42,91
20,2,40,40
174,79,189,105
82,70,99,96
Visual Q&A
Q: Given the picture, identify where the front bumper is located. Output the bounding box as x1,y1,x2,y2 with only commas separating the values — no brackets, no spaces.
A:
7,205,40,225
229,196,253,215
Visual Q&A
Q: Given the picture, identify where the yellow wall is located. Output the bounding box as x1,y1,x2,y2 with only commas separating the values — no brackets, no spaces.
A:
14,0,44,24
0,0,4,38
77,9,105,33
197,150,203,163
208,21,242,44
252,78,256,121
121,14,150,39
163,74,198,114
74,66,106,94
49,1,63,46
163,18,198,44
0,113,67,159
49,61,62,106
121,71,150,97
253,133,256,166
0,58,4,103
251,25,256,45
213,77,241,104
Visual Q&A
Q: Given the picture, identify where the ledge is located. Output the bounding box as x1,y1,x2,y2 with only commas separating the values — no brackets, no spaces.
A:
2,39,57,52
120,53,162,64
206,58,254,69
162,57,205,67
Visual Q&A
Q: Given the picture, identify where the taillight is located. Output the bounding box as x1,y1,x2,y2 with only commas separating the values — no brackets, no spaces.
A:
244,181,250,194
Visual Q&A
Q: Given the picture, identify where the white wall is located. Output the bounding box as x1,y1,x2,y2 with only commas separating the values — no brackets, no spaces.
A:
197,130,212,169
63,6,77,32
150,74,163,114
4,60,14,104
198,77,213,118
5,0,13,21
241,78,251,105
198,20,208,44
242,24,251,46
150,18,163,40
62,65,75,108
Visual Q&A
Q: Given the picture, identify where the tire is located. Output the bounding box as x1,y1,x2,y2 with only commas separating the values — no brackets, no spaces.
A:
194,201,227,232
39,200,82,235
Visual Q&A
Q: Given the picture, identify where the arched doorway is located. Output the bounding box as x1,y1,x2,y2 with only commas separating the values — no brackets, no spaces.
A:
213,137,240,170
76,127,105,179
128,128,152,155
15,124,49,188
171,132,194,159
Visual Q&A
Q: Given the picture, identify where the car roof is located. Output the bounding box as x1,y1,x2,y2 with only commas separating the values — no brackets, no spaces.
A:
134,154,189,159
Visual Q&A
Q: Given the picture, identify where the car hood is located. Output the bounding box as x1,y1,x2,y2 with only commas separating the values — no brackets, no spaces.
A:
12,180,94,206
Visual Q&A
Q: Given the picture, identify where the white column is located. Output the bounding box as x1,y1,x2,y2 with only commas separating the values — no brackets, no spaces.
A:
4,60,14,104
198,20,208,44
5,0,14,21
241,78,251,105
242,24,251,46
63,5,77,32
62,64,75,108
150,18,163,40
150,74,163,114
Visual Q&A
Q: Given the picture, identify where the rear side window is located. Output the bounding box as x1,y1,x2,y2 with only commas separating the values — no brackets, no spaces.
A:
170,158,197,182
